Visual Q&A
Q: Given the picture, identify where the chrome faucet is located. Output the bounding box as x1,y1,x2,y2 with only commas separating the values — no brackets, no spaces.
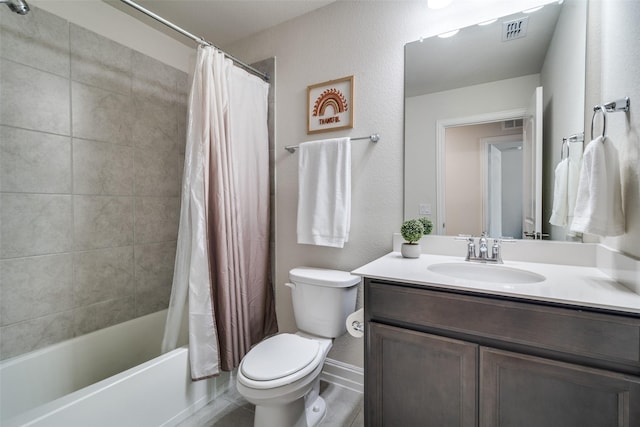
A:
478,233,489,260
465,232,503,264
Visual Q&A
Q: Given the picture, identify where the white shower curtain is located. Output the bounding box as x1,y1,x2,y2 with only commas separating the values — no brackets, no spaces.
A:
161,46,275,380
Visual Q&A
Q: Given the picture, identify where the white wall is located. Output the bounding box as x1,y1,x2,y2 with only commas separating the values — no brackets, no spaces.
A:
585,0,640,258
405,74,540,227
540,0,587,241
226,0,555,367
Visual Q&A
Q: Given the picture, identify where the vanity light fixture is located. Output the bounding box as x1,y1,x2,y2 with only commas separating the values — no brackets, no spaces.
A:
427,0,453,10
523,5,544,13
438,29,459,38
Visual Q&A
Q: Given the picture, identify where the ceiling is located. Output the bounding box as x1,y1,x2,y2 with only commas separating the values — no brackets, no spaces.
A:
405,2,562,97
107,0,336,47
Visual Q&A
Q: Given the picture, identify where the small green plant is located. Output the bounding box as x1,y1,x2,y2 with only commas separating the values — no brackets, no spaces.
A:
418,217,433,235
401,219,424,244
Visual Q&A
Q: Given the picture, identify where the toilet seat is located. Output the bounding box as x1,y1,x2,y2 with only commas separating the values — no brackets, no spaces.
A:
239,334,324,389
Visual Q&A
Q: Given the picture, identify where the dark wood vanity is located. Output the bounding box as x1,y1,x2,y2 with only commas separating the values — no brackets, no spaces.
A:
364,278,640,426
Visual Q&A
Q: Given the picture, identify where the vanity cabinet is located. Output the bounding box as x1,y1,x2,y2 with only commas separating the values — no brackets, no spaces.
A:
367,322,478,426
364,278,640,427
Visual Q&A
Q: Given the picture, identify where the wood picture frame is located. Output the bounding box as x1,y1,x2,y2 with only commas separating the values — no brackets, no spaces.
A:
307,75,354,134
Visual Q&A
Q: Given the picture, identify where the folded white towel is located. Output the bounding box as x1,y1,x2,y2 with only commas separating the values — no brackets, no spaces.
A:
549,157,569,226
297,137,351,247
570,136,624,237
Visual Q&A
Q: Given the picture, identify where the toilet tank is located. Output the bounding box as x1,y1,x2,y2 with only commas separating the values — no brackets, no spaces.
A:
288,267,360,338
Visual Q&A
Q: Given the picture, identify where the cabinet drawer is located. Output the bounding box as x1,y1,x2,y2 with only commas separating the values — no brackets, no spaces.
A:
367,280,640,370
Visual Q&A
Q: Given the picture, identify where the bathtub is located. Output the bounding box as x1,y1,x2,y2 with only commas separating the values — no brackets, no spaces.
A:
0,310,227,426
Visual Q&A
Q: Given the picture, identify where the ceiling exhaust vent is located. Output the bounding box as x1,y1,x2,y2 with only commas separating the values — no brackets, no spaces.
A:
502,119,524,130
502,17,529,41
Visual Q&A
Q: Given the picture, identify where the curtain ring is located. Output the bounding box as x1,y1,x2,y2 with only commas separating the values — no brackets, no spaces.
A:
590,105,607,141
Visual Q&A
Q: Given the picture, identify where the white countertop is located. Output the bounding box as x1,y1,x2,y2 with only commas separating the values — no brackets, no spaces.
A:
352,252,640,315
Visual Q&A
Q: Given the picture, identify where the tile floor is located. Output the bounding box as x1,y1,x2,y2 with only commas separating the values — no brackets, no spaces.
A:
176,380,364,427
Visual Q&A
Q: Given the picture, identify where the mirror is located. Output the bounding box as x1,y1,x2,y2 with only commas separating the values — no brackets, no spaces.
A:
404,0,587,240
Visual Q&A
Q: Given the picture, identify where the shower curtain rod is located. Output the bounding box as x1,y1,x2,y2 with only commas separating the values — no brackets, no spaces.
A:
119,0,269,82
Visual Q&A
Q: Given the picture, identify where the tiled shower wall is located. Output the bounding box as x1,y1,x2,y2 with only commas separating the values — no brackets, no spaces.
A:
0,6,188,360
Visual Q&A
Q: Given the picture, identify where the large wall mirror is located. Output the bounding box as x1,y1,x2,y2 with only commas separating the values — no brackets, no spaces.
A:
404,0,587,241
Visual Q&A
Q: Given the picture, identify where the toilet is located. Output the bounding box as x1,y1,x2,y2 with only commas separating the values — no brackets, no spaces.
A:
236,267,360,427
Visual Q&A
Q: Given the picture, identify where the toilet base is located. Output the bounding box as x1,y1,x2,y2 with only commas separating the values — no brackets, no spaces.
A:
305,395,326,427
253,379,326,427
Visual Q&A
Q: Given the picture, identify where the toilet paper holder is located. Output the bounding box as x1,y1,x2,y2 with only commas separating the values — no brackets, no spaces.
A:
351,320,364,333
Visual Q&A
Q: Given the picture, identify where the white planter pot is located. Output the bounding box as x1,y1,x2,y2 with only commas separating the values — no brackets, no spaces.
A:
401,243,421,258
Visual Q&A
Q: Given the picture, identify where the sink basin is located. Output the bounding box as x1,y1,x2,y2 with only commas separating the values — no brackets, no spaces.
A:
427,262,546,284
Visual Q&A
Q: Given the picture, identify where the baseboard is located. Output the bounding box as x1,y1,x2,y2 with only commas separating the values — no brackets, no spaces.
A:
320,358,364,394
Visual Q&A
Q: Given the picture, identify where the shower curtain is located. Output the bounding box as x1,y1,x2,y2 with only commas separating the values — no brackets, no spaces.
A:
162,46,277,380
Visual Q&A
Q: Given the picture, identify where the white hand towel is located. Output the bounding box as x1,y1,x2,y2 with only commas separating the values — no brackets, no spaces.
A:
565,140,583,235
570,136,625,237
297,137,351,247
567,140,583,215
549,157,569,226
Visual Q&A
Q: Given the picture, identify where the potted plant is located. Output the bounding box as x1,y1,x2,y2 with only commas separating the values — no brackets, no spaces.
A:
400,219,424,258
418,217,433,235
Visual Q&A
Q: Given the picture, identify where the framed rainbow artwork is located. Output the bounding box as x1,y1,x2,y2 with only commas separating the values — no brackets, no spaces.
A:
307,75,354,134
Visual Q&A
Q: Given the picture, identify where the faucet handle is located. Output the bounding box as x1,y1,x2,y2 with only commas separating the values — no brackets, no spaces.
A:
491,239,504,263
465,236,476,260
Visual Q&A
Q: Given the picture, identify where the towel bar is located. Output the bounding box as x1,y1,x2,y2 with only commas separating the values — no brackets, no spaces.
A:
285,134,380,153
591,97,630,140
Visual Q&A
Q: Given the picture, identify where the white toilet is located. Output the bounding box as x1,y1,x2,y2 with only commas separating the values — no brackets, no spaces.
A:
236,267,360,427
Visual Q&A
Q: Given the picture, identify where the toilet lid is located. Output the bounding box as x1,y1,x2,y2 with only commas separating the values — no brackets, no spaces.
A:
241,334,321,381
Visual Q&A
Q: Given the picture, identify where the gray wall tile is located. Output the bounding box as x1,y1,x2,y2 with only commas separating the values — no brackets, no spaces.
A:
73,195,133,250
70,24,132,95
73,246,134,306
132,95,178,152
176,72,188,154
0,5,190,360
71,81,133,145
0,254,73,325
0,194,73,258
0,59,70,135
176,72,189,105
178,153,185,191
73,297,135,336
177,102,187,154
73,138,133,195
0,311,74,360
132,51,178,103
0,6,70,77
134,148,179,196
0,126,71,193
134,242,175,316
134,197,179,244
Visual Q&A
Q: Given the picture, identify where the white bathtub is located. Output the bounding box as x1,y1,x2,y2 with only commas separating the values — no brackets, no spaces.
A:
0,310,227,426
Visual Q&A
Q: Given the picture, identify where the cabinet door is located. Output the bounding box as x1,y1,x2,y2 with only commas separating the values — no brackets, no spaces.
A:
366,322,478,427
480,347,640,427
